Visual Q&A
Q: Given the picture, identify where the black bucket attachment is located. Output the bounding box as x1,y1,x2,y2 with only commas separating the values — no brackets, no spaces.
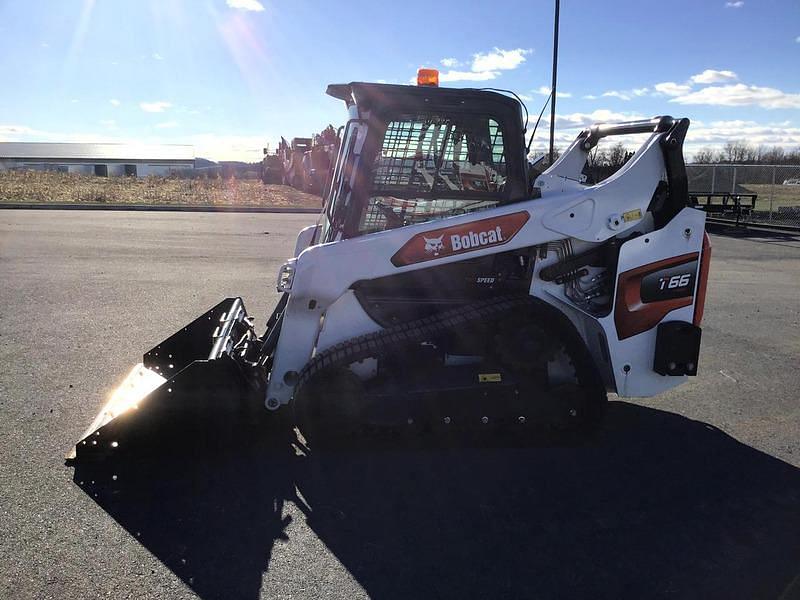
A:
67,298,268,466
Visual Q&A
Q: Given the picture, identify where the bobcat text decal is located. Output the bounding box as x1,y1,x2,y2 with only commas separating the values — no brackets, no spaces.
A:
391,211,530,267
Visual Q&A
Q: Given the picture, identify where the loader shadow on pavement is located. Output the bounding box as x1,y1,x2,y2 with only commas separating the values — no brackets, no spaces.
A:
73,402,800,600
705,222,800,248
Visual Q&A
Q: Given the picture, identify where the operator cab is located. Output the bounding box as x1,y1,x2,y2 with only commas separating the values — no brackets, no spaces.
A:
320,70,528,242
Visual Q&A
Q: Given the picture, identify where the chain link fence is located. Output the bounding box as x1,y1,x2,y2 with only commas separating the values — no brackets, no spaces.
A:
686,164,800,229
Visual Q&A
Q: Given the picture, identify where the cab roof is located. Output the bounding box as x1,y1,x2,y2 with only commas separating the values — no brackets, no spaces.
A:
325,82,523,121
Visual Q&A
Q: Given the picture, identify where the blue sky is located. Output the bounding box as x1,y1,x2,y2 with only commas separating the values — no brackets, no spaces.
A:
1,0,799,161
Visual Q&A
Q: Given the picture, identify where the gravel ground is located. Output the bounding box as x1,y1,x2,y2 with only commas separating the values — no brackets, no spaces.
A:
0,212,798,600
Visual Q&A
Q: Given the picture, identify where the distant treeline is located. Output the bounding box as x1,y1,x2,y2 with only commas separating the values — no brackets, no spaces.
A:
530,140,800,188
584,142,636,184
530,142,636,184
692,141,800,165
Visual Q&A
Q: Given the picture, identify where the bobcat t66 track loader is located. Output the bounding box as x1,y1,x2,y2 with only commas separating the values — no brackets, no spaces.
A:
67,70,711,464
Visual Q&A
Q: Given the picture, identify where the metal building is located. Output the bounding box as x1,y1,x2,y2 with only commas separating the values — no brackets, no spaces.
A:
0,142,195,176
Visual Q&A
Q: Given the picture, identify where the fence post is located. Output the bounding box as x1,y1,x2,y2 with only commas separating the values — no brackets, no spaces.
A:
769,166,775,221
711,165,716,193
732,166,737,194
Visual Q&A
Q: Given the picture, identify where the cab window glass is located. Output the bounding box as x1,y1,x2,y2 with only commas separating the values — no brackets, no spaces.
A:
359,115,507,235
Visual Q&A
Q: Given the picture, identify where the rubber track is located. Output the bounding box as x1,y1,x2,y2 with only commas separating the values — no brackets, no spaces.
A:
295,294,536,397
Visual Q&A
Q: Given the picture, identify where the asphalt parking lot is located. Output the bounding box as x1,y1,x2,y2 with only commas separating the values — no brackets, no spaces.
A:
1,210,799,600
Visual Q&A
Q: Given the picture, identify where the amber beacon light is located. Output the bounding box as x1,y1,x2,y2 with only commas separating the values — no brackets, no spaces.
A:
417,68,439,87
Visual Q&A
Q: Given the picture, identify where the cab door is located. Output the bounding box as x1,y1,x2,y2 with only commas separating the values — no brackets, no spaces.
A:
320,119,368,243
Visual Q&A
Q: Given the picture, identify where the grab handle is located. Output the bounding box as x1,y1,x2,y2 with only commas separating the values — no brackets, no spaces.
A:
580,116,675,150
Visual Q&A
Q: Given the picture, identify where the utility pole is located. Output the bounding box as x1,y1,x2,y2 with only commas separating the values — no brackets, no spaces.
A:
549,0,560,165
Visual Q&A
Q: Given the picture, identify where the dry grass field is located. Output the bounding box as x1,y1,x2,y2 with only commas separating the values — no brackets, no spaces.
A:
4,170,797,217
741,183,800,212
0,170,323,209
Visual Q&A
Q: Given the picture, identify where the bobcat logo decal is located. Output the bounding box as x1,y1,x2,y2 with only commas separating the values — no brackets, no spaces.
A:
423,235,445,256
391,211,530,267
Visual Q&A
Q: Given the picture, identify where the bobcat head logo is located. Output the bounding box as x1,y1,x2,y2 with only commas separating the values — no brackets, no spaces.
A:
423,235,445,256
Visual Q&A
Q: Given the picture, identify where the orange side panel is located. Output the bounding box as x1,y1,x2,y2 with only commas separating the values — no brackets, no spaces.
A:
693,232,712,326
614,252,699,341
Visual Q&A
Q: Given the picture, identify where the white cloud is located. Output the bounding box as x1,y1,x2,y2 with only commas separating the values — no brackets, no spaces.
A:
553,109,647,129
725,1,744,7
109,99,121,106
152,52,164,61
226,0,265,11
654,82,693,96
670,83,800,109
534,112,797,158
99,119,115,126
155,121,179,129
535,85,572,98
685,120,800,154
690,69,737,84
602,90,631,101
139,101,172,113
425,47,530,84
527,110,650,156
588,87,649,101
437,70,499,82
0,124,45,138
471,48,530,73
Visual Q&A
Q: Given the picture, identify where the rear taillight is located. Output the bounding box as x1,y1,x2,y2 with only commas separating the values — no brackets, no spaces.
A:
693,232,712,326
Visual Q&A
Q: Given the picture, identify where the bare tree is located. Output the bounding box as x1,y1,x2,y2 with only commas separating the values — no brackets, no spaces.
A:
693,147,716,163
718,140,755,163
607,142,633,168
691,143,800,165
591,142,633,168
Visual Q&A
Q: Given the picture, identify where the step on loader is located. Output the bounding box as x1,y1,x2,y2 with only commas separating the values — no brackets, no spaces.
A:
67,69,711,471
